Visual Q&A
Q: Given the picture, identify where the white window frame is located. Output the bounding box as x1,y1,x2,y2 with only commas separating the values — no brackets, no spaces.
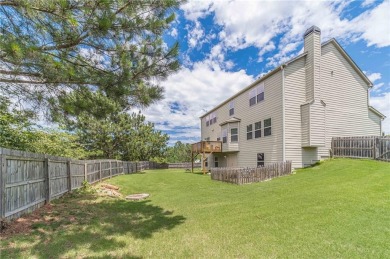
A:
257,82,265,103
264,118,272,136
257,153,265,167
249,88,256,106
229,101,234,116
255,121,261,138
231,128,238,142
222,129,228,143
247,124,253,140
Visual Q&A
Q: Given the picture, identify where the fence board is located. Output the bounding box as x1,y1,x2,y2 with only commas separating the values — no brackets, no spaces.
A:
211,161,292,185
332,136,390,162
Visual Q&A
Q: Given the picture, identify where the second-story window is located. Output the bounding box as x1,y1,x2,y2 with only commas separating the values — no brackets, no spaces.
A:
257,83,264,102
212,112,217,124
249,89,256,106
264,118,272,136
222,129,227,143
229,101,234,116
231,128,238,142
205,115,210,127
255,121,261,138
247,124,253,140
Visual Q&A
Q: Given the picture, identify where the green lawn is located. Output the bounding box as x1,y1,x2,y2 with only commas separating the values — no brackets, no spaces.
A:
1,158,389,258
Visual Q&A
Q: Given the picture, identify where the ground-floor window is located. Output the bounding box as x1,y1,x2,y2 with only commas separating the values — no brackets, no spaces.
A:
214,156,219,167
264,118,271,136
231,128,238,142
257,153,264,167
255,121,261,138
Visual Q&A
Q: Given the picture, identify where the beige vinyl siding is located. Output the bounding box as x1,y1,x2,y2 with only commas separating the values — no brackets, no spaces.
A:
301,103,310,146
304,32,321,101
284,57,308,168
235,71,283,167
308,101,325,146
201,70,283,168
318,42,381,157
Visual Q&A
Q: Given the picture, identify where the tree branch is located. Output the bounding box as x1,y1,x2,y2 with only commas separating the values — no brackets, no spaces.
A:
0,69,41,77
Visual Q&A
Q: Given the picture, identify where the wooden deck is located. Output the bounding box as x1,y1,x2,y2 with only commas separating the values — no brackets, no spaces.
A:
191,141,222,153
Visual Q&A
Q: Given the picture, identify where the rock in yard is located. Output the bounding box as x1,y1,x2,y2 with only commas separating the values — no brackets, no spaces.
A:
126,193,150,201
101,183,120,190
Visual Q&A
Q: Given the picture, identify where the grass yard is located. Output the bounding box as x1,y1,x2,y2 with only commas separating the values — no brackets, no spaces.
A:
1,158,389,258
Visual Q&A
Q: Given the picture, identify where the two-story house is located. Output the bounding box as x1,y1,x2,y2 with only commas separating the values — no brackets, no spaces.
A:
199,26,385,169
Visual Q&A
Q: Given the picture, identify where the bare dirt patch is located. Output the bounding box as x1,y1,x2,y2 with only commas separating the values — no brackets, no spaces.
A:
0,204,54,239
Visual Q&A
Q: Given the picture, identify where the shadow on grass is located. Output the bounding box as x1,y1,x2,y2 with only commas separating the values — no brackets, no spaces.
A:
1,193,186,258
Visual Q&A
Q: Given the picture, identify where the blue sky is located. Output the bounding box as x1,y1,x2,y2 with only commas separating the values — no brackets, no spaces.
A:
136,0,390,145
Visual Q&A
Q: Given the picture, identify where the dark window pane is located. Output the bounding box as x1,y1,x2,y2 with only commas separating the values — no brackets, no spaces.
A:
231,135,238,142
213,117,217,123
257,92,264,102
255,121,261,130
249,97,256,106
257,153,264,161
229,108,234,116
255,130,261,138
247,132,252,140
231,128,238,135
217,137,220,141
264,127,272,136
206,121,209,126
223,137,227,143
247,124,252,132
264,118,271,128
257,162,264,167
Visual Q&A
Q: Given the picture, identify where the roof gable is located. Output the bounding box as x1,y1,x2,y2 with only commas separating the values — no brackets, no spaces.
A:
321,39,372,87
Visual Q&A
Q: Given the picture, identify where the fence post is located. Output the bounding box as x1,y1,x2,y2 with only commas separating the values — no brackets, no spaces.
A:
373,136,377,160
44,157,50,203
67,160,72,192
0,154,6,218
99,161,102,181
84,162,87,182
109,161,112,178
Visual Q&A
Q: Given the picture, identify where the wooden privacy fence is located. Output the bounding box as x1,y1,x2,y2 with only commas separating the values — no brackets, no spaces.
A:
168,162,201,169
211,161,292,185
0,148,154,220
332,136,390,162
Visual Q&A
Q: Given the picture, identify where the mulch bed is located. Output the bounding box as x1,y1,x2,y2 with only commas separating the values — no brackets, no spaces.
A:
0,204,54,239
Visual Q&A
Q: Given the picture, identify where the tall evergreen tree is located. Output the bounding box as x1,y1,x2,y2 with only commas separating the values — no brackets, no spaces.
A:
0,0,181,122
76,112,169,161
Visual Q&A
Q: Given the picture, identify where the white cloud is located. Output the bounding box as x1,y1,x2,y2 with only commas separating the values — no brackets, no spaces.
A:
181,0,390,66
187,21,205,48
170,28,178,38
370,92,390,134
352,0,390,48
365,72,382,83
362,0,376,7
137,61,254,143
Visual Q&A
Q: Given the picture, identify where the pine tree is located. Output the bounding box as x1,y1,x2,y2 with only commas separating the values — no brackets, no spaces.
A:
0,0,181,121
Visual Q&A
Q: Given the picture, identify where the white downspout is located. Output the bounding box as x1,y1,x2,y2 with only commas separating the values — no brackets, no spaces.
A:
281,65,286,162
